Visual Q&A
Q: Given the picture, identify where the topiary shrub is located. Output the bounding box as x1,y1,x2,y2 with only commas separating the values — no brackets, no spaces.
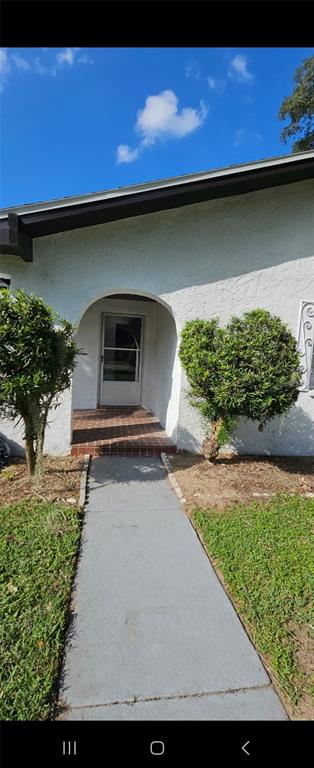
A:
0,289,81,476
179,309,302,460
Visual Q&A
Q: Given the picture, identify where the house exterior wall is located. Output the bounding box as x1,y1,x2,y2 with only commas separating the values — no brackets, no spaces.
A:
1,178,313,456
149,302,181,440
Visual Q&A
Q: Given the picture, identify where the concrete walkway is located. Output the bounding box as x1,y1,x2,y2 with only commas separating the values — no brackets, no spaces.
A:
58,457,287,720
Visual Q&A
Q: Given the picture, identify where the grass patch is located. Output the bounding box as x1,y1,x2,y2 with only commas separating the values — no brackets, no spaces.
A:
193,494,314,711
0,499,82,720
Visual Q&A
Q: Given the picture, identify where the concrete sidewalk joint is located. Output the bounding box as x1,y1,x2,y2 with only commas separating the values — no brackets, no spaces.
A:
161,451,186,503
62,681,273,712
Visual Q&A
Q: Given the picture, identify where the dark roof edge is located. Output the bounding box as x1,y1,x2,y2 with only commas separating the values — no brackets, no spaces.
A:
1,149,313,218
1,152,314,262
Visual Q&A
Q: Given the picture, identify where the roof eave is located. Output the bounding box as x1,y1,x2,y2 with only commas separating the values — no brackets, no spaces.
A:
1,152,313,262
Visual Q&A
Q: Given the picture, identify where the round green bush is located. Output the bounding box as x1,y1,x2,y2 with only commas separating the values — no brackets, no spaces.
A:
179,309,301,457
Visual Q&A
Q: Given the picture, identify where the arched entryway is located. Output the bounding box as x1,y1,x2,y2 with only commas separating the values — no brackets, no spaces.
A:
71,291,180,455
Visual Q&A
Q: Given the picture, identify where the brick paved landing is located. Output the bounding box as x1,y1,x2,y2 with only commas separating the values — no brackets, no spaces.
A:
71,407,177,456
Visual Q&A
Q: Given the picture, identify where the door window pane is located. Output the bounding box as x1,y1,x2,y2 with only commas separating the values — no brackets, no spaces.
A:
104,316,141,349
103,349,138,381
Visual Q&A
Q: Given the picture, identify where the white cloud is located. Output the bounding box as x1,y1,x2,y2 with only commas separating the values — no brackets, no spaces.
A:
34,57,48,76
136,89,208,144
116,89,208,164
0,49,10,92
56,47,80,67
11,54,31,71
207,76,226,95
53,48,93,75
185,61,200,80
207,76,216,89
234,128,262,146
77,54,94,65
0,49,10,75
228,54,254,83
0,47,93,91
234,128,246,146
116,144,139,165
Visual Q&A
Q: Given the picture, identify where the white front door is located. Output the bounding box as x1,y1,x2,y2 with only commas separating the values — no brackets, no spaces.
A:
100,314,143,405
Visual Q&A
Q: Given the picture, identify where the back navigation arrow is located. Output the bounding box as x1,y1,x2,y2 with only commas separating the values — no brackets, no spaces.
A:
242,741,250,756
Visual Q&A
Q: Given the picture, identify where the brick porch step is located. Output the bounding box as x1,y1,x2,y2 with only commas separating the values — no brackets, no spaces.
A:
71,442,177,457
71,406,177,457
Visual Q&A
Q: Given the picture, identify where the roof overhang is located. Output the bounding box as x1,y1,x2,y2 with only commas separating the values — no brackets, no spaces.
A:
1,151,313,262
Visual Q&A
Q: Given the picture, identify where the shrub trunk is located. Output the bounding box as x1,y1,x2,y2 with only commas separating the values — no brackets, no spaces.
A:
203,418,224,461
25,439,36,475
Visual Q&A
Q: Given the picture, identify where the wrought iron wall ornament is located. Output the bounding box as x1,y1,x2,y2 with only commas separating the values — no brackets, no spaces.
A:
297,301,314,391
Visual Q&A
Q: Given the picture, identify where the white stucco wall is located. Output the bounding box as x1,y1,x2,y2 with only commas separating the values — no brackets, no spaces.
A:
1,177,313,455
148,302,180,439
0,389,72,457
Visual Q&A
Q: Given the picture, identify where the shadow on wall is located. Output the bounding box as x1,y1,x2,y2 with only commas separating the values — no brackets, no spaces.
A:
175,424,202,454
0,431,25,459
153,305,178,432
175,403,314,458
231,404,314,457
29,181,314,298
5,182,312,327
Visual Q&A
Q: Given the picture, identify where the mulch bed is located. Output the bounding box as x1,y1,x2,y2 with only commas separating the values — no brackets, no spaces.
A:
169,453,314,512
0,455,84,505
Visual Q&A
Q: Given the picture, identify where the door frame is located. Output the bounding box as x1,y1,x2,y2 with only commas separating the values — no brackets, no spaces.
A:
99,311,145,406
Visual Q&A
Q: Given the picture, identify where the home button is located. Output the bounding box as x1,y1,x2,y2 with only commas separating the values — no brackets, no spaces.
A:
150,741,165,755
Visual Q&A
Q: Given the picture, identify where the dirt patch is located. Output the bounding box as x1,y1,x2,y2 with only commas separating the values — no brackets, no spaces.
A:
169,452,314,512
0,455,84,506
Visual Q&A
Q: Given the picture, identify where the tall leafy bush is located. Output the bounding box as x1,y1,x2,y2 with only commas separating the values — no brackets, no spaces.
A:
179,309,301,459
0,289,80,476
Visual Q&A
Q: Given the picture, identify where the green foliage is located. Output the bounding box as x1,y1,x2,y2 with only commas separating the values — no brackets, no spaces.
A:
219,309,301,427
0,289,79,424
179,309,301,450
179,318,224,424
193,495,314,705
216,418,236,448
0,289,80,474
279,55,314,152
0,499,81,719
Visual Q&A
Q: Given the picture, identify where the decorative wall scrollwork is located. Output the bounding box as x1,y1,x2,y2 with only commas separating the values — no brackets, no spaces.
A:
297,301,314,391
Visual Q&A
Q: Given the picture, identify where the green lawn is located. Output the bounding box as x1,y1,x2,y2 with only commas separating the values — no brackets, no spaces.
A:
193,495,314,711
0,499,82,720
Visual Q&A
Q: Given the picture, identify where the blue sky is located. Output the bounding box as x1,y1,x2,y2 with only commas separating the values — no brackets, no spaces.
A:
0,46,313,208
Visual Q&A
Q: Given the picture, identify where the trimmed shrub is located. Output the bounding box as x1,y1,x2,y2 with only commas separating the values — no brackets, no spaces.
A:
0,289,80,476
179,309,301,459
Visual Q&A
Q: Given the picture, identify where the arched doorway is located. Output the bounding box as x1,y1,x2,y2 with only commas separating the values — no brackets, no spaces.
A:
71,291,180,454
